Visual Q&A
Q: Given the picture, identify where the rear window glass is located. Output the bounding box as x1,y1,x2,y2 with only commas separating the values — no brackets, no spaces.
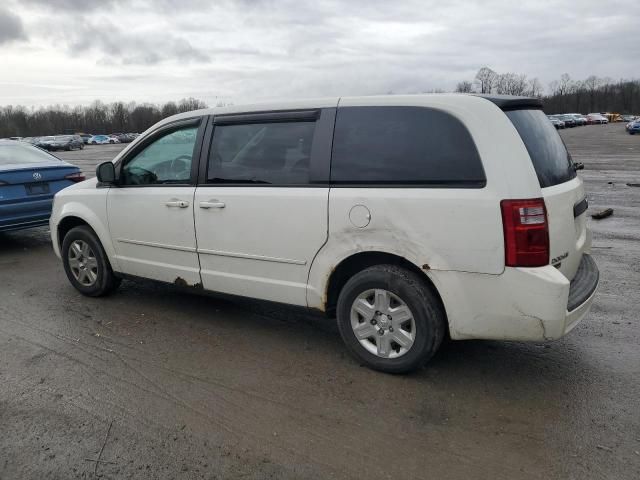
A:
506,109,576,188
331,106,485,186
0,143,57,166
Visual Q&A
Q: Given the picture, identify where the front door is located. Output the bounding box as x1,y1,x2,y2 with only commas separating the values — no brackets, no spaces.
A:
107,121,203,286
194,109,334,305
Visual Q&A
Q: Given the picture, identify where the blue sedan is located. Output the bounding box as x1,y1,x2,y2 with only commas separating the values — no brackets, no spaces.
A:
626,120,640,135
0,140,84,232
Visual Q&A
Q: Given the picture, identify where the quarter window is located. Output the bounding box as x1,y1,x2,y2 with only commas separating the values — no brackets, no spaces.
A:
207,121,316,185
121,126,198,185
331,106,485,186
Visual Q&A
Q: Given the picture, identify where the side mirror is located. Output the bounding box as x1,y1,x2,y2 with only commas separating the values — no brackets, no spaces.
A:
96,161,116,184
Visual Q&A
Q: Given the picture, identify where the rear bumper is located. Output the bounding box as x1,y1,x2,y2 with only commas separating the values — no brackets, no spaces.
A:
434,254,599,341
0,198,53,232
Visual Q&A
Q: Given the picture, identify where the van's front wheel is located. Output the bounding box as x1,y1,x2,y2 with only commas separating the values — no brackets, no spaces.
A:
62,226,121,297
336,265,445,374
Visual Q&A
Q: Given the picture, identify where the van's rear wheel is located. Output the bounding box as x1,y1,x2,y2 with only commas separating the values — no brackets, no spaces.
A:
62,226,121,297
336,265,445,373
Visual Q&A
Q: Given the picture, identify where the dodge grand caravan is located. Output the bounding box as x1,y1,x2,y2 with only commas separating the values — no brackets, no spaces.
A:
50,94,599,373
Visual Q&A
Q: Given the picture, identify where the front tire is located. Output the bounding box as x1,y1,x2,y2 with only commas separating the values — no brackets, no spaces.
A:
62,226,121,297
336,265,446,374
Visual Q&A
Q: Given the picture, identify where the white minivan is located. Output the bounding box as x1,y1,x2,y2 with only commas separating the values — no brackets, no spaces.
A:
50,94,599,373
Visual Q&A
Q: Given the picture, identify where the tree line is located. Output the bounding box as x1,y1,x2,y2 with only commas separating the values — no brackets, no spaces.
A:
3,70,639,138
0,97,208,138
457,67,640,114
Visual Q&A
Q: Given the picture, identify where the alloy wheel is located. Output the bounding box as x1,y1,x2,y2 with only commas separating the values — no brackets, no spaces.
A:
350,289,416,358
68,240,98,287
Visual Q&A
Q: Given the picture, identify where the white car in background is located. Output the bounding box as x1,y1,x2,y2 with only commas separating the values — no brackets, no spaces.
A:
89,135,120,145
50,94,599,373
587,113,608,124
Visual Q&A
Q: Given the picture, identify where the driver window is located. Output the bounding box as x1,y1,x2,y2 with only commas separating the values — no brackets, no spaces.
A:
121,126,198,185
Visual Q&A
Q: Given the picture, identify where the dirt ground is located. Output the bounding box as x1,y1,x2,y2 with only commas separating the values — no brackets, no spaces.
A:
1,124,639,479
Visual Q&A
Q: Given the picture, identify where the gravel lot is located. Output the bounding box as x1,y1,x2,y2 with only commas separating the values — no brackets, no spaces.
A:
1,124,639,479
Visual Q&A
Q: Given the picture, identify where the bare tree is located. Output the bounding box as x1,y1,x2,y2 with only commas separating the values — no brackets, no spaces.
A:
558,73,574,96
527,78,543,97
455,81,473,93
583,75,602,112
474,67,497,94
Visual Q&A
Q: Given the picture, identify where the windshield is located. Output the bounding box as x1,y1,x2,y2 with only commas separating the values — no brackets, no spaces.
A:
0,142,58,166
506,109,577,188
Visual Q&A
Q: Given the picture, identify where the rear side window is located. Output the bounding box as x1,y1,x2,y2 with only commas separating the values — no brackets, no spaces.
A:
207,121,315,185
330,106,485,186
505,109,576,188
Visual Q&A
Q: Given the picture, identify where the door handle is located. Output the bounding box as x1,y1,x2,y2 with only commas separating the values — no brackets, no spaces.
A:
165,200,190,208
199,201,226,209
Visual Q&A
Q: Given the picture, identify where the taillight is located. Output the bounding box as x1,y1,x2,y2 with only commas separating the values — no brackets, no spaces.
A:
500,198,549,267
65,172,85,182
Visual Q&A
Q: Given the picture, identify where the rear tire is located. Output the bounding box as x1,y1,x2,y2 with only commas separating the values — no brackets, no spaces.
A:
336,264,446,374
62,226,121,297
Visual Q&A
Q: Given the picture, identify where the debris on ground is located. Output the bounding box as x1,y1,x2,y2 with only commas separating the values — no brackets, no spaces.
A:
591,208,614,220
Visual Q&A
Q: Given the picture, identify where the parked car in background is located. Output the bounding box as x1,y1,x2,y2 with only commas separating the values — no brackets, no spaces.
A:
547,115,565,129
0,140,84,232
567,113,587,126
78,134,93,144
117,133,137,143
50,94,598,373
587,113,608,124
37,135,84,151
20,137,40,145
626,119,640,134
621,115,636,122
89,135,120,145
36,136,55,149
558,114,576,127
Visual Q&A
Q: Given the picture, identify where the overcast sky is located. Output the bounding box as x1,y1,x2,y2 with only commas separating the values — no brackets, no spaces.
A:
1,0,638,107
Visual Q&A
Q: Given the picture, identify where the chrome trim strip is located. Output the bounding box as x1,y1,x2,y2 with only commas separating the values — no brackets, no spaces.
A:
117,238,197,253
197,248,306,265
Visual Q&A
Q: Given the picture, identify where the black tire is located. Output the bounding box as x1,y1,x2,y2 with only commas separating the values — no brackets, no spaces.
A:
336,264,446,374
61,225,121,297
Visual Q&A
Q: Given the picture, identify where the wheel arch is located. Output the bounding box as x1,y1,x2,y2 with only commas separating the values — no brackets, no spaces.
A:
55,206,119,272
57,216,95,250
323,251,447,326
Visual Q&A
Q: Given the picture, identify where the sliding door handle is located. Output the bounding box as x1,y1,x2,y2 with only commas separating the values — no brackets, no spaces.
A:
199,201,226,209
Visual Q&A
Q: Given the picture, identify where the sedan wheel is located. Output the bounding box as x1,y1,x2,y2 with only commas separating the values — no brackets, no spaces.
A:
67,240,98,287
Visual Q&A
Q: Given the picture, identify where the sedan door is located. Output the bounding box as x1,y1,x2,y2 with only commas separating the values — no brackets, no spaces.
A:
106,118,205,286
193,108,335,306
